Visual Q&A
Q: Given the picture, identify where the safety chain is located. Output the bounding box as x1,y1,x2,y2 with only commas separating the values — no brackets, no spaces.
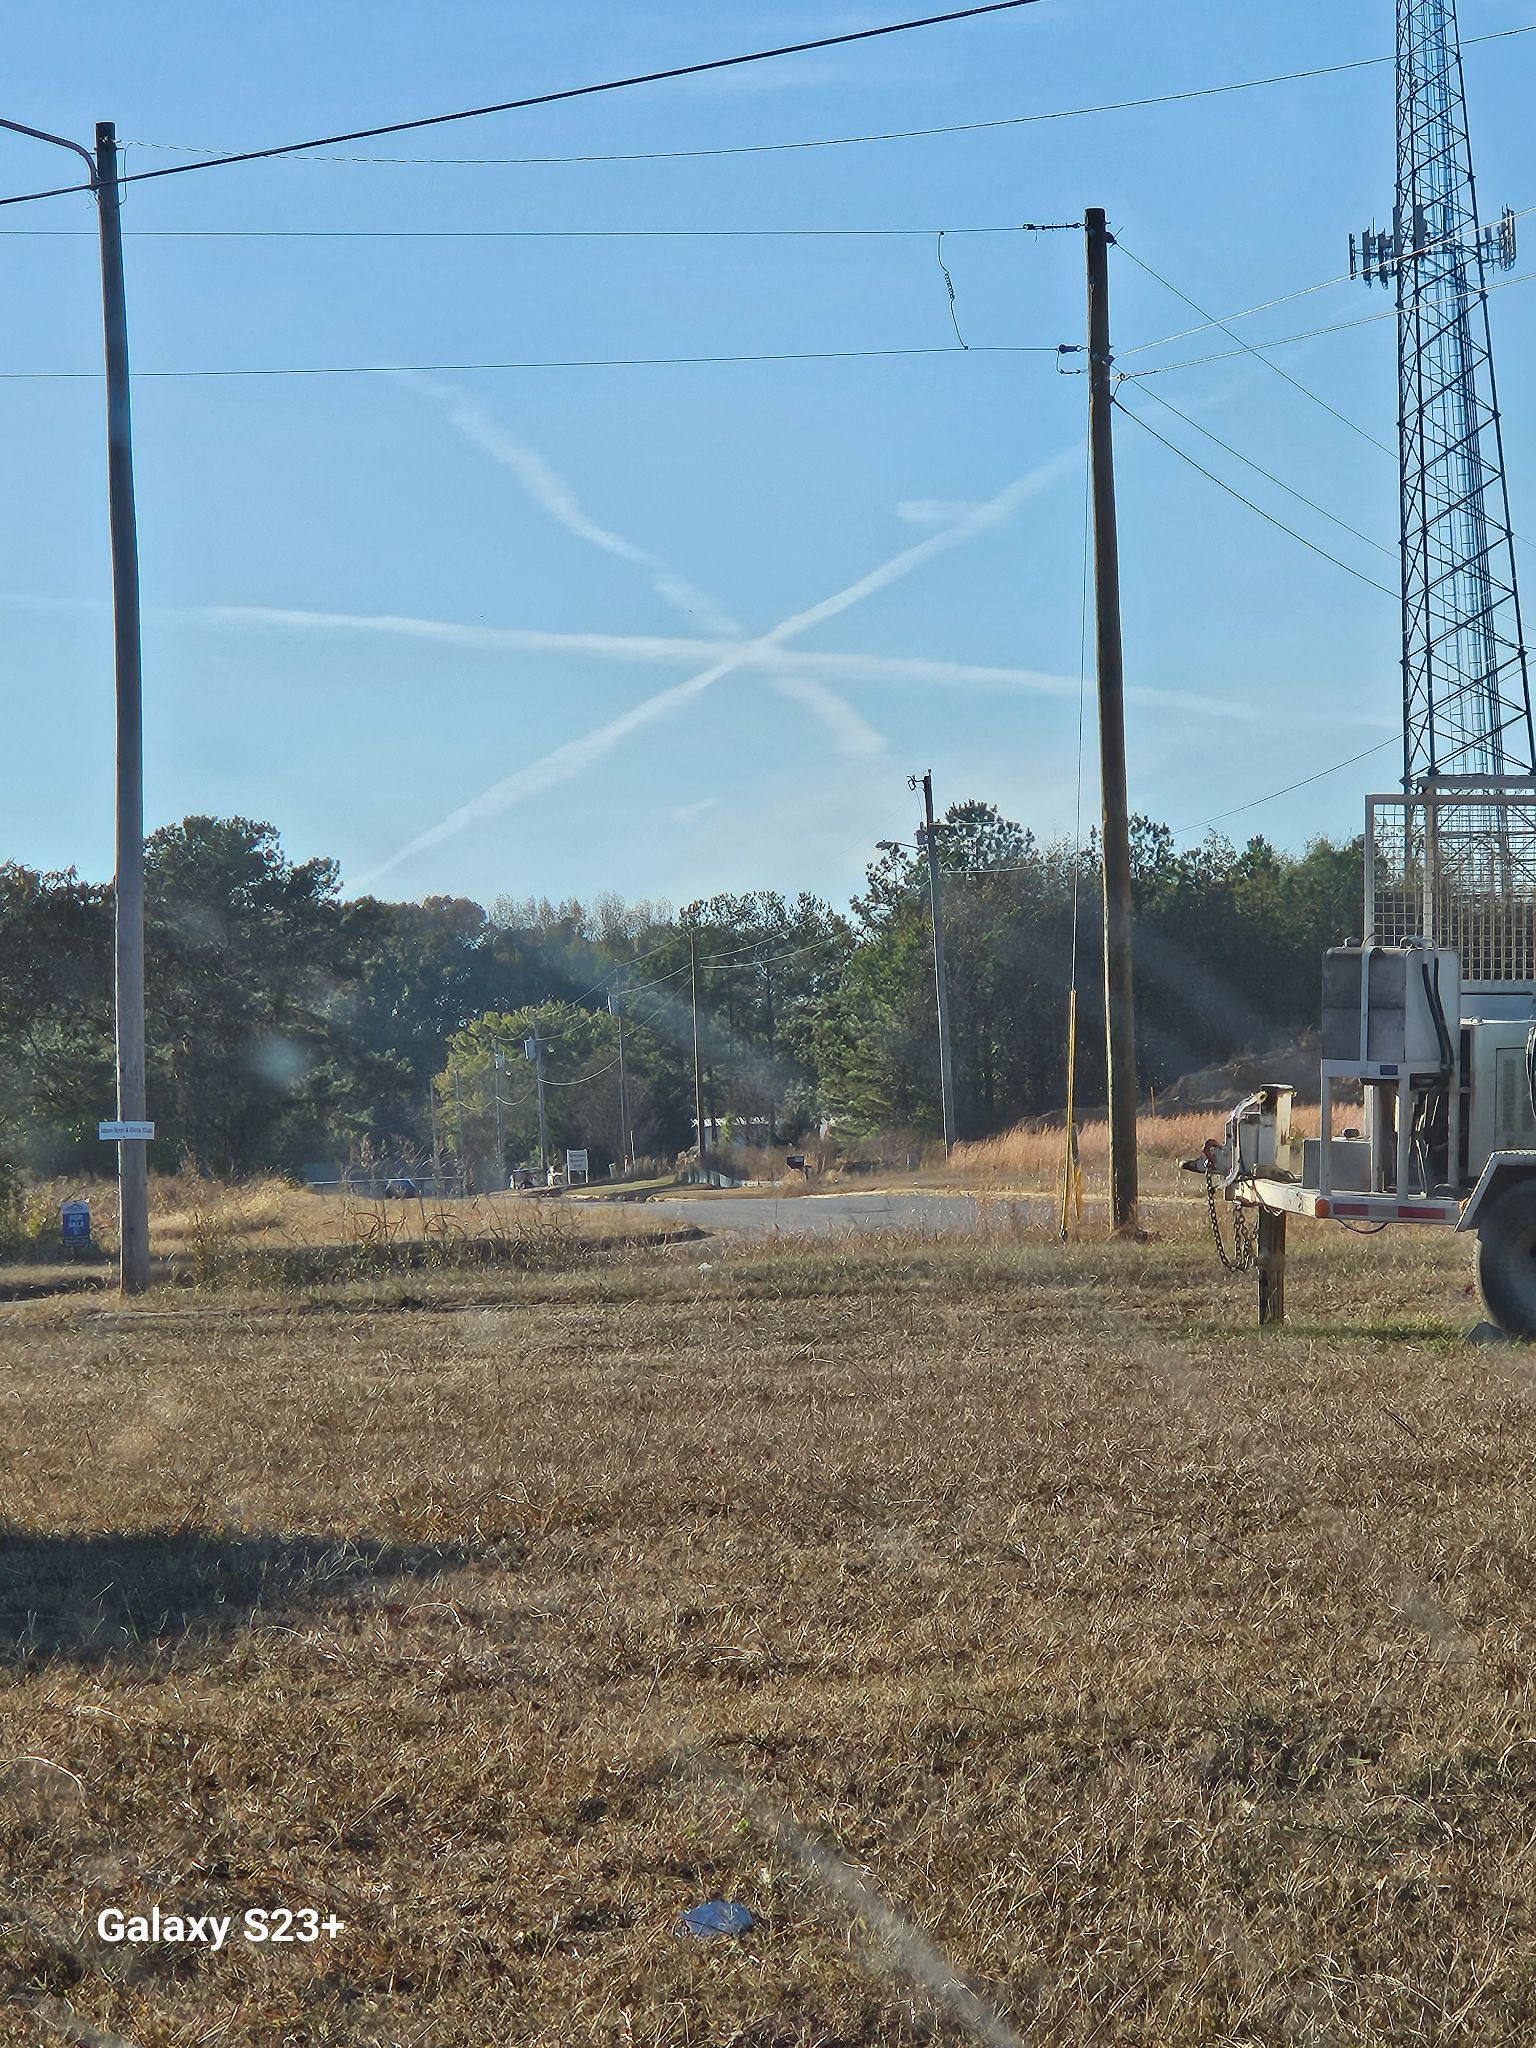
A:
1206,1161,1255,1274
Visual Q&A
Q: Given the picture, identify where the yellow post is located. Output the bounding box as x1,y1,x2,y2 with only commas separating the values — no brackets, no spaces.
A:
1059,987,1084,1238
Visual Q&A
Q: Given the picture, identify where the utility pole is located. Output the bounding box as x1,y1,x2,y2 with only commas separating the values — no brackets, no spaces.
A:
912,771,958,1159
523,1032,551,1180
452,1065,467,1193
1085,206,1140,1233
492,1043,507,1188
608,990,632,1173
689,931,708,1177
95,123,151,1291
0,116,148,1291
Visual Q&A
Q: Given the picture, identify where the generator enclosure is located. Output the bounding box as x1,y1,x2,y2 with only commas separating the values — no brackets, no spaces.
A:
1463,1014,1536,1172
1321,944,1460,1068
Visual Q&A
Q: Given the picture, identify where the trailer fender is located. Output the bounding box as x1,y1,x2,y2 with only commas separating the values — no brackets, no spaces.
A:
1456,1151,1536,1232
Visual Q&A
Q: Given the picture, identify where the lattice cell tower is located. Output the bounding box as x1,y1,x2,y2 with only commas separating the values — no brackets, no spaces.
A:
1352,0,1534,790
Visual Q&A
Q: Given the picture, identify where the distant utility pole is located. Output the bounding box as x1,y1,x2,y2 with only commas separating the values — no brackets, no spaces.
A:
452,1065,467,1192
523,1031,551,1178
912,771,958,1159
1085,206,1140,1234
689,932,708,1173
608,990,633,1173
0,114,150,1292
492,1043,507,1187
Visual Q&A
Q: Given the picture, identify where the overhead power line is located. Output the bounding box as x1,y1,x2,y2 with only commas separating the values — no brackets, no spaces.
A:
0,341,1055,381
1115,240,1536,560
0,0,1048,209
0,222,1035,243
1111,238,1396,453
1171,739,1399,837
1112,392,1398,598
1127,382,1396,558
118,23,1536,172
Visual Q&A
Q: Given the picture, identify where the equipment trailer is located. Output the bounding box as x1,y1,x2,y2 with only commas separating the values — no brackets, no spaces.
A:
1194,787,1536,1336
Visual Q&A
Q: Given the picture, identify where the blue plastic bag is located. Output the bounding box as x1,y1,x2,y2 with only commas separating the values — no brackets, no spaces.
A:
680,1900,754,1938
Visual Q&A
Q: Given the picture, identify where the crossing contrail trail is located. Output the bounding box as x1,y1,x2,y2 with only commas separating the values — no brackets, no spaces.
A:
406,375,885,757
202,599,1258,721
354,449,1078,888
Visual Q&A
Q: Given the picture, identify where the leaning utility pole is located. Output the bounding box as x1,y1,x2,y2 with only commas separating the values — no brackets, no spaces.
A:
1085,206,1139,1233
689,932,708,1174
912,771,958,1158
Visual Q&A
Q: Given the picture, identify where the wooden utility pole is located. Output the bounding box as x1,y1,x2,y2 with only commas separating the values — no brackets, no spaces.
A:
492,1043,507,1187
522,1033,550,1179
608,990,632,1172
914,771,958,1158
98,122,151,1292
452,1065,467,1192
689,933,708,1175
1085,207,1140,1233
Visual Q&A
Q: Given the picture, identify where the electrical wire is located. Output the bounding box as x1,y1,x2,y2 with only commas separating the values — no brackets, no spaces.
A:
0,1,1048,210
1113,240,1536,560
1111,391,1399,598
1116,201,1536,365
0,222,1036,242
1169,738,1399,837
1119,260,1536,382
1111,239,1397,452
1127,381,1396,558
114,24,1536,173
0,341,1054,381
541,1056,623,1086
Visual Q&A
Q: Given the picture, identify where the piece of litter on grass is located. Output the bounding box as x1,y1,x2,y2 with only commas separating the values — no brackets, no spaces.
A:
680,1900,753,1938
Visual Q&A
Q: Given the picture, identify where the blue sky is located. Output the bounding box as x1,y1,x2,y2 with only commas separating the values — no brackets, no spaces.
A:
3,0,1536,911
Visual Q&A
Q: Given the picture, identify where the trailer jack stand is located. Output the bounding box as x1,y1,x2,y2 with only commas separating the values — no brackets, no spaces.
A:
1256,1209,1286,1327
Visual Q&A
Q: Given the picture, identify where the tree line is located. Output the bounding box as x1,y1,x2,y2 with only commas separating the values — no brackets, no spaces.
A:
0,805,1362,1181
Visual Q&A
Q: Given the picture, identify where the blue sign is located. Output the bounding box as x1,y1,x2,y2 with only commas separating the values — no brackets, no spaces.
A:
61,1201,91,1247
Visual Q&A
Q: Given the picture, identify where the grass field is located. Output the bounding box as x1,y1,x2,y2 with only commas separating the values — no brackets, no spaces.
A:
3,1181,1533,2045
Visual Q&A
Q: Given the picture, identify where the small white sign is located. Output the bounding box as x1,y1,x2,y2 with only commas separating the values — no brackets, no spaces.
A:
98,1120,155,1141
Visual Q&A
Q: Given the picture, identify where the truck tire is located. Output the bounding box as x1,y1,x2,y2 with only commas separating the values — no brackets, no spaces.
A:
1475,1178,1536,1338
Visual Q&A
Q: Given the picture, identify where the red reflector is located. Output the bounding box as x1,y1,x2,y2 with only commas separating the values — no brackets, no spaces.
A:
1396,1205,1449,1221
1331,1201,1370,1217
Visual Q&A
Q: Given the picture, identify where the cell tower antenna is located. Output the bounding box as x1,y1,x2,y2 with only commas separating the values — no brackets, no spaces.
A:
1352,0,1534,788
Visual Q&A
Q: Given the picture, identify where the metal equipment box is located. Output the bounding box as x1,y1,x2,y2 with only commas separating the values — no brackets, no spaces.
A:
1301,1136,1372,1190
1321,944,1459,1068
1463,1016,1536,1173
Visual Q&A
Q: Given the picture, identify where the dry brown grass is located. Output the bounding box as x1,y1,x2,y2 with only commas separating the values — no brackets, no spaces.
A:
1,1197,1531,2044
956,1106,1326,1181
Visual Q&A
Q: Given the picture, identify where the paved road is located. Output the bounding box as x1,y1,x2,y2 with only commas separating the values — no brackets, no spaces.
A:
647,1192,1054,1237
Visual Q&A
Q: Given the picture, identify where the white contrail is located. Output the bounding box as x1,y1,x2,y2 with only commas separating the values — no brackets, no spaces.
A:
766,672,886,757
407,375,883,754
200,601,1261,718
354,452,1078,889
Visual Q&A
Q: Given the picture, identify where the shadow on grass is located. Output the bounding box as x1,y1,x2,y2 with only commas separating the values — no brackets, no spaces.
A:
1282,1318,1474,1347
0,1525,472,1665
168,1228,704,1289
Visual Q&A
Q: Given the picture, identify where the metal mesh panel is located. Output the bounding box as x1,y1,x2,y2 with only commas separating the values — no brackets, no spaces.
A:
1368,791,1536,982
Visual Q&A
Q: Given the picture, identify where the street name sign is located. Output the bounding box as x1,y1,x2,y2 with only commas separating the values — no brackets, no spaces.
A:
99,1121,155,1141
